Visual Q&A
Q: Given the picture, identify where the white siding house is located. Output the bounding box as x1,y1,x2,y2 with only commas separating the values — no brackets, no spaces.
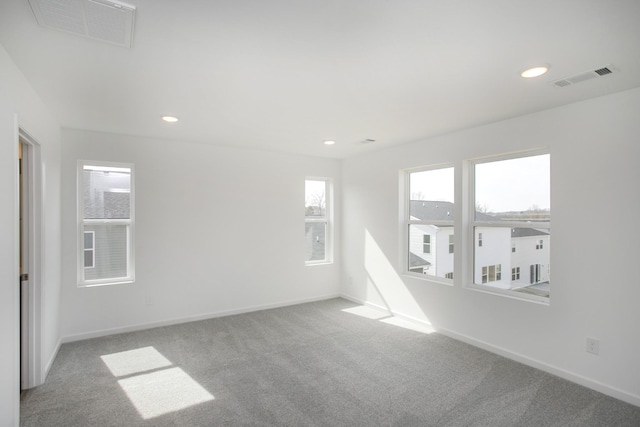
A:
410,201,550,293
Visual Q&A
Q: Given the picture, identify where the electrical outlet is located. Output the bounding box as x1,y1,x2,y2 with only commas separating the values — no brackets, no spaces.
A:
586,337,599,355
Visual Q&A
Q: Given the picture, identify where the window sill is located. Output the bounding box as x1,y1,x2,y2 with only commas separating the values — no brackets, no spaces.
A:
79,279,134,288
465,283,550,305
403,273,454,287
305,261,333,267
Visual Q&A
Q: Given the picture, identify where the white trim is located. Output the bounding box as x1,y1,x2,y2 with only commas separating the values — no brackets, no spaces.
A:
12,118,20,423
43,337,62,381
18,126,44,389
339,294,640,408
436,327,640,408
61,293,342,343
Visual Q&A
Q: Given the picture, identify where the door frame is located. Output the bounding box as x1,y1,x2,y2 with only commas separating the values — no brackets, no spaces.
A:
17,126,43,390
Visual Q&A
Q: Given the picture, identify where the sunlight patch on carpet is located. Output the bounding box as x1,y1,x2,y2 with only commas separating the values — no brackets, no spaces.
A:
101,346,215,419
101,346,172,377
342,305,390,320
118,367,214,419
380,316,435,334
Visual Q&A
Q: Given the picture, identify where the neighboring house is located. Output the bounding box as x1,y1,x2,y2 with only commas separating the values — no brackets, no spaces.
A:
510,228,550,287
408,201,458,278
409,200,550,293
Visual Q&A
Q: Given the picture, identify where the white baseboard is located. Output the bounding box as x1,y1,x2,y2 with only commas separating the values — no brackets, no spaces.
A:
339,294,640,408
61,293,342,344
437,327,640,408
42,337,62,384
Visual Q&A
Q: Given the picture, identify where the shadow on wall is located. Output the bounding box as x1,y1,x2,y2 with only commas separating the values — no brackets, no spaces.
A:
364,229,433,328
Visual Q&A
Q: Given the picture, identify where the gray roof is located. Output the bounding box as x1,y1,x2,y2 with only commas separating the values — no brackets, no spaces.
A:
511,228,549,238
409,252,431,268
410,200,495,221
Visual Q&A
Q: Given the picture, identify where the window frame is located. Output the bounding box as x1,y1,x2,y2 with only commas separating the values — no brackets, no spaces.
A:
77,160,135,287
304,177,333,266
403,164,455,285
467,149,550,304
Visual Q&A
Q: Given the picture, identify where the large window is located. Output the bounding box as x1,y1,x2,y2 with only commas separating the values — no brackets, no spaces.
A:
472,152,550,299
406,166,454,282
305,178,332,265
78,162,134,286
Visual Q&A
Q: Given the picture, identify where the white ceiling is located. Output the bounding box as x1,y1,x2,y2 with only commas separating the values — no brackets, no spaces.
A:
1,0,639,159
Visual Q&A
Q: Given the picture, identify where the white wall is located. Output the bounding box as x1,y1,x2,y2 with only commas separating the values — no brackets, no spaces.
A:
60,129,341,340
0,44,61,426
342,87,640,405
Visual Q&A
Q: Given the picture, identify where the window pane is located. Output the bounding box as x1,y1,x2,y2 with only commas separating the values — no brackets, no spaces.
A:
83,167,131,219
83,223,129,282
84,231,94,249
409,167,454,220
305,222,326,262
84,250,94,268
305,180,326,217
474,226,550,297
474,154,549,220
408,224,454,279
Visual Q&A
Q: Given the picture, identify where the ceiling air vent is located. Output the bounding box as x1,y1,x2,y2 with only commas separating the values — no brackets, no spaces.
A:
28,0,136,48
552,65,618,88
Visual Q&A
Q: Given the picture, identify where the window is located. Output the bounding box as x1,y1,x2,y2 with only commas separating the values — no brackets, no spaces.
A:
405,166,454,281
305,178,332,264
78,162,134,286
472,152,550,299
423,235,431,254
482,264,502,283
512,267,520,281
84,231,95,269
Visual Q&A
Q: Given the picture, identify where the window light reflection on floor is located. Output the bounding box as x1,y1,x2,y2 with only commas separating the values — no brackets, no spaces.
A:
342,305,435,334
101,346,214,419
118,367,214,419
341,305,390,320
101,346,172,377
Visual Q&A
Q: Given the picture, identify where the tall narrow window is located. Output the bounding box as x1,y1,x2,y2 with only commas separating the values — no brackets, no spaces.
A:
78,162,134,286
305,178,332,264
406,166,454,281
472,152,550,299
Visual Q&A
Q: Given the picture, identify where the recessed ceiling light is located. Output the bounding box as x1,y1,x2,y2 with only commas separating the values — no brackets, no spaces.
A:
161,115,179,123
521,66,549,78
323,140,336,145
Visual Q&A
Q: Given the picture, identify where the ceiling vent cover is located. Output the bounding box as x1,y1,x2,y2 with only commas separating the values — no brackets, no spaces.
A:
552,65,618,88
28,0,136,48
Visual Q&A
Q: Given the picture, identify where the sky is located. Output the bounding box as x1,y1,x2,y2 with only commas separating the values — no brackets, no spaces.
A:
410,154,550,213
305,179,326,207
